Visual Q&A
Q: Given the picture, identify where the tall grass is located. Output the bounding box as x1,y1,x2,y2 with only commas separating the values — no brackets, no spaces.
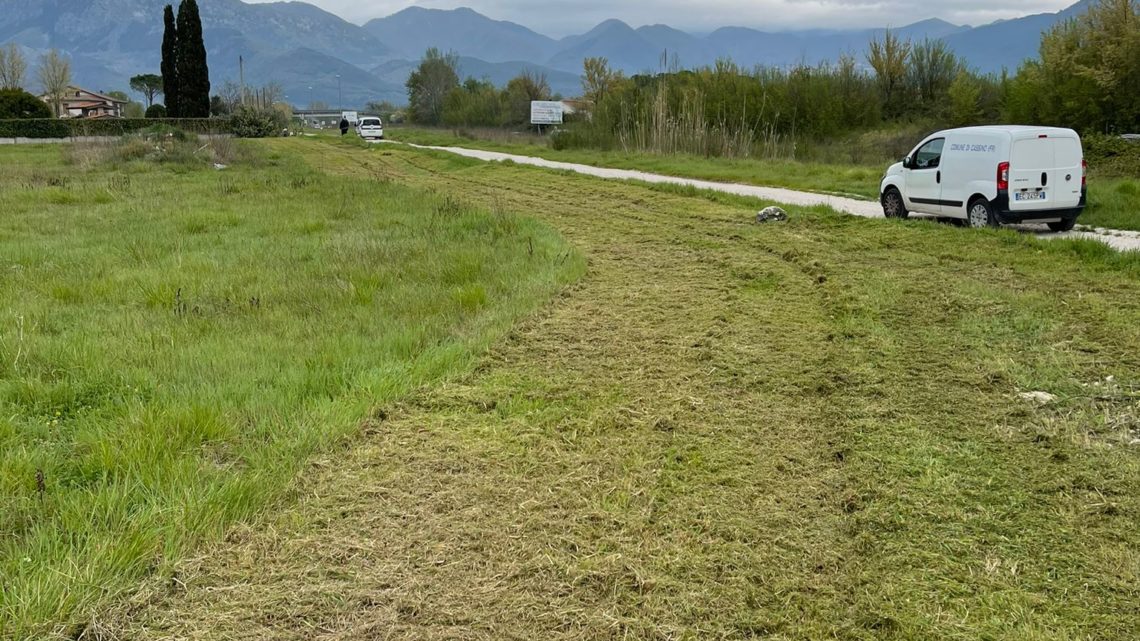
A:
614,86,772,158
0,142,582,638
556,82,794,160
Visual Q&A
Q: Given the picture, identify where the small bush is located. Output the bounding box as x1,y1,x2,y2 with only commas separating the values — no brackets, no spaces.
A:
65,128,254,169
146,104,168,118
229,106,287,138
0,89,54,119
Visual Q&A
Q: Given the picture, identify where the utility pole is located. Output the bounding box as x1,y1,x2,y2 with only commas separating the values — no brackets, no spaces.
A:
239,55,246,106
336,74,342,110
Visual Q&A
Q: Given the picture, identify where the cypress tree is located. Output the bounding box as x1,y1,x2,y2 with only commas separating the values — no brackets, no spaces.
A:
160,5,180,117
176,0,210,117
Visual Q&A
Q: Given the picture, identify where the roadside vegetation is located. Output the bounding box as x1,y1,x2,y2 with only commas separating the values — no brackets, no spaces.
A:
407,1,1136,157
0,137,581,638
389,124,1140,231
95,138,1140,640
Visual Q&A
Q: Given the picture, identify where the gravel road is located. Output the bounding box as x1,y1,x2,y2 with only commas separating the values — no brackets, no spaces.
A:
390,142,1140,252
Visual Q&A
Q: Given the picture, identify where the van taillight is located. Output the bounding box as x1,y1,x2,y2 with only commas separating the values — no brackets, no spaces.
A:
1082,159,1087,187
997,162,1009,191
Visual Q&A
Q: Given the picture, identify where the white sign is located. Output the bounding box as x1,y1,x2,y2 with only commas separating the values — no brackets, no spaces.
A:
530,101,563,125
342,111,358,124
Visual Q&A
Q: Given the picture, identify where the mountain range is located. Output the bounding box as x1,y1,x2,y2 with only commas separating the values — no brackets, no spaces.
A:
0,0,1093,109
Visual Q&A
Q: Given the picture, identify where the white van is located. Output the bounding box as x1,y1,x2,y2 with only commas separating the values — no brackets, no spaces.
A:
357,116,384,140
880,126,1086,231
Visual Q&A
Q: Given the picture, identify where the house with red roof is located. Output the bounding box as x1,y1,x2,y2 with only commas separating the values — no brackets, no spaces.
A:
41,86,126,119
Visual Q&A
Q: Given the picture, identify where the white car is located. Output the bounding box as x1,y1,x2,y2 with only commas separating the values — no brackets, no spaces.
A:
357,117,384,140
880,126,1086,231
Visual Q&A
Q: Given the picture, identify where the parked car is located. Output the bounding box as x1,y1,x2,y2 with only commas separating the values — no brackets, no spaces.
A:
357,117,384,140
880,126,1086,232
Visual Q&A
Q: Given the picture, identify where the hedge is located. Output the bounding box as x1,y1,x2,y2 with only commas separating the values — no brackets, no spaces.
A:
0,118,231,139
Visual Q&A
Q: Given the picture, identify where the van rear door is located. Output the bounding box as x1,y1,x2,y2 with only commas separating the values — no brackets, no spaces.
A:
1050,135,1083,208
1008,130,1083,212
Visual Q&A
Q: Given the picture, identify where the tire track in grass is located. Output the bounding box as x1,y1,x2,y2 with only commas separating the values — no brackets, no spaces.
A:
94,139,1140,640
94,141,861,640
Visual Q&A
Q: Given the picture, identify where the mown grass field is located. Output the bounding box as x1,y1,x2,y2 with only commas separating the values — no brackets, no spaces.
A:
388,125,1140,231
75,138,1140,640
0,139,582,639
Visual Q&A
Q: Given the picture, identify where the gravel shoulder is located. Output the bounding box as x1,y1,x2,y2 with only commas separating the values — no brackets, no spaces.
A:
394,142,1140,252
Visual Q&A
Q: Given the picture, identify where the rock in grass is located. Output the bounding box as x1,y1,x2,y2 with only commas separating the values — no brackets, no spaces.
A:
1018,391,1057,405
756,206,788,223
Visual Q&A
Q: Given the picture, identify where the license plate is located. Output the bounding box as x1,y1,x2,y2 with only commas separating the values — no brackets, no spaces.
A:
1015,191,1046,202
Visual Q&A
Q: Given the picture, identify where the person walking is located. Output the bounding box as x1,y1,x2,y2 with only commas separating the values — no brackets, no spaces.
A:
339,116,350,136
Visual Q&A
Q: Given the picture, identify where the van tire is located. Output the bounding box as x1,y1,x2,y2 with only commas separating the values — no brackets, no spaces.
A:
1047,218,1076,232
881,188,908,219
967,198,999,229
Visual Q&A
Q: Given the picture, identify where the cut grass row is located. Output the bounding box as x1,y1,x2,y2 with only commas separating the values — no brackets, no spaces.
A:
387,125,1140,232
0,141,583,638
98,137,1140,640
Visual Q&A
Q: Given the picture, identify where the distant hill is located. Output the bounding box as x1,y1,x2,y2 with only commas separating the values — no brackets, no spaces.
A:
942,0,1096,72
0,0,397,104
0,0,1094,107
547,20,663,74
364,7,556,63
371,56,581,98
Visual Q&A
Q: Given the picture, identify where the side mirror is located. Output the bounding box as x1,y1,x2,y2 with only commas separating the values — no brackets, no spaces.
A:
903,156,912,169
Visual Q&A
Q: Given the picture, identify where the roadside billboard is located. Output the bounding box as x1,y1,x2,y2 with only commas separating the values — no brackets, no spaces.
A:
530,101,564,125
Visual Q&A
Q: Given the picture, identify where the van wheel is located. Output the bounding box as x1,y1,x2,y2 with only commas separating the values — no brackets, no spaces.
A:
881,188,908,219
1047,218,1076,232
967,198,998,229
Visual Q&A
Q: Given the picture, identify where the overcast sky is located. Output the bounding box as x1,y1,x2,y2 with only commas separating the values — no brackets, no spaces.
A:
249,0,1079,35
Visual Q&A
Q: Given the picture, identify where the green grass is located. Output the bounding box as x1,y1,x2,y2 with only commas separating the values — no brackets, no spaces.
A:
389,125,883,199
388,125,1140,232
1086,177,1140,230
0,140,582,638
90,138,1140,640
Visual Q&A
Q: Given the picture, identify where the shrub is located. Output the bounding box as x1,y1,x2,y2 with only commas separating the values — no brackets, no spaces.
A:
65,130,255,169
0,118,70,137
1083,133,1140,177
146,104,168,118
0,89,53,119
0,118,229,138
229,105,287,138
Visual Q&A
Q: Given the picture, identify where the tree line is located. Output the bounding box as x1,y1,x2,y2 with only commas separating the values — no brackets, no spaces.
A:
404,0,1138,159
405,48,555,127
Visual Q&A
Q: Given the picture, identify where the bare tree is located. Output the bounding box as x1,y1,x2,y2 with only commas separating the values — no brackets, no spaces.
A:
37,49,71,117
582,57,623,104
0,43,28,90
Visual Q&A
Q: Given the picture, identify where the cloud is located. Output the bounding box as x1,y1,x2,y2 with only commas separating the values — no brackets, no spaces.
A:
246,0,1076,35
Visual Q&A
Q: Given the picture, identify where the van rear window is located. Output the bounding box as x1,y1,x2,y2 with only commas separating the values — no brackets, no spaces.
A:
1011,138,1052,170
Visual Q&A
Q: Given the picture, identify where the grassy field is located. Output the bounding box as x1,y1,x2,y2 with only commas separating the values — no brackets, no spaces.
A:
78,137,1140,640
0,138,582,638
387,126,1140,231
